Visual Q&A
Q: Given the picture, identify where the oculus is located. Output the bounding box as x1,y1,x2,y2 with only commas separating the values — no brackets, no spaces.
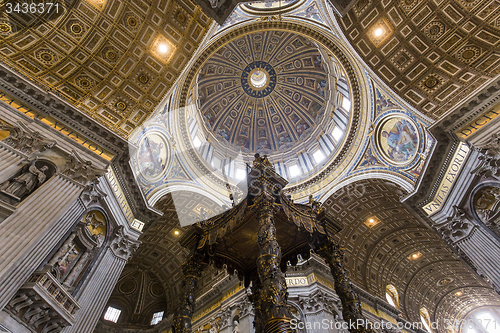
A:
241,61,276,97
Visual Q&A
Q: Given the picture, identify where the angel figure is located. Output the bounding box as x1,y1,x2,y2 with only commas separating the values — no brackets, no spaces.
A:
0,161,48,200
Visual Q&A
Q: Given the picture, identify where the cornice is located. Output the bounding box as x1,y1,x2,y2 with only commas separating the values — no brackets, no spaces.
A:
407,78,500,207
0,63,159,222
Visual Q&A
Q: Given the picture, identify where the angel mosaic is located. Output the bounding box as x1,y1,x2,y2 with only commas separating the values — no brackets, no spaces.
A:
380,117,418,163
137,135,167,178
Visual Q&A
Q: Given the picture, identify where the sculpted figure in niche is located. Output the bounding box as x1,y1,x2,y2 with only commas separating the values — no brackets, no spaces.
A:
232,316,240,333
0,161,48,201
475,186,500,237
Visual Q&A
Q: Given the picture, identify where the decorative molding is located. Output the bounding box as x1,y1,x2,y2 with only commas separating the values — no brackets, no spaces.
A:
109,226,141,261
61,150,108,186
0,119,56,156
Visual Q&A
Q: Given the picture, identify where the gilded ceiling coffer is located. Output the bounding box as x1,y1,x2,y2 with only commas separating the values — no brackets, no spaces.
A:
176,154,374,333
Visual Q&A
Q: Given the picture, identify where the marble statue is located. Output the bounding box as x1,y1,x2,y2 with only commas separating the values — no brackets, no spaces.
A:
0,162,48,200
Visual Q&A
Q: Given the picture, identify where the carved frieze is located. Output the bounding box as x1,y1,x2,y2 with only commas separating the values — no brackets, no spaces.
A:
61,150,107,186
471,134,500,179
297,290,338,315
0,120,56,156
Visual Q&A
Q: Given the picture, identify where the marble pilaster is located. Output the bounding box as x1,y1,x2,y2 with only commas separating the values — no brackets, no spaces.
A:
61,247,128,333
457,228,500,291
62,227,139,333
0,175,85,309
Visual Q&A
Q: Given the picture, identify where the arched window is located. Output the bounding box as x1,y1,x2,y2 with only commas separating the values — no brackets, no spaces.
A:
386,284,399,308
420,307,432,333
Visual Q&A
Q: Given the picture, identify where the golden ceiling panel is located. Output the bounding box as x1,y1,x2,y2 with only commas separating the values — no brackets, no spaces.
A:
0,0,211,137
340,0,500,119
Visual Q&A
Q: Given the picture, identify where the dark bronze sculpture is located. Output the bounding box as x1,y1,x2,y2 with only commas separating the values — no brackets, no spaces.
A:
174,154,374,333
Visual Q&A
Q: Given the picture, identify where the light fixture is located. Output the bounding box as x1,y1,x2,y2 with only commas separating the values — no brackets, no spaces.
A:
374,27,385,37
408,252,422,260
174,230,180,236
364,216,380,228
455,291,462,296
158,43,169,54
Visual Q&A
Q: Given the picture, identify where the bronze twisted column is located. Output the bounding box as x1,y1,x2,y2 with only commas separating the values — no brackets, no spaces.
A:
254,192,292,333
317,241,374,333
172,253,206,333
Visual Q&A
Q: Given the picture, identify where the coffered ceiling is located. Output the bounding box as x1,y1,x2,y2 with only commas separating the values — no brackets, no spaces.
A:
0,0,211,137
340,0,500,120
323,178,500,324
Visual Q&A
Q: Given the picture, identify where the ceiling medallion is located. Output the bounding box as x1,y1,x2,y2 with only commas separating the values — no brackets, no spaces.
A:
0,16,11,35
70,23,83,35
241,61,276,98
375,114,420,166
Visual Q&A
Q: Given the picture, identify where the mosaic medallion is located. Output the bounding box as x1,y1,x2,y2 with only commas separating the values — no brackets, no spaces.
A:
376,115,419,165
241,61,277,98
136,133,169,181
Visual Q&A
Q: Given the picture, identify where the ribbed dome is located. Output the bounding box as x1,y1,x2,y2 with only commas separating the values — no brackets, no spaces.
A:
197,31,330,154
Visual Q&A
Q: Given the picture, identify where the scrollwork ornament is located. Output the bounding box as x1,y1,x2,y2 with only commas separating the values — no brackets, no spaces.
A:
109,225,140,260
0,120,56,156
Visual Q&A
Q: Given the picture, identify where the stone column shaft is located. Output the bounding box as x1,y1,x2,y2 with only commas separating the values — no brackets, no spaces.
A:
317,242,373,333
61,247,127,333
48,233,77,266
0,175,84,309
255,194,291,333
63,251,91,288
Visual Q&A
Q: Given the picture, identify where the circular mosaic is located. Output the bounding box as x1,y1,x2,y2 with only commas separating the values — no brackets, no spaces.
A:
241,61,276,97
376,115,419,165
136,133,169,180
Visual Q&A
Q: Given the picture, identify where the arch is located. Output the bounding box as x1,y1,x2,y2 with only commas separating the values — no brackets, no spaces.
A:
386,284,399,309
318,172,413,204
420,307,432,333
148,184,229,208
